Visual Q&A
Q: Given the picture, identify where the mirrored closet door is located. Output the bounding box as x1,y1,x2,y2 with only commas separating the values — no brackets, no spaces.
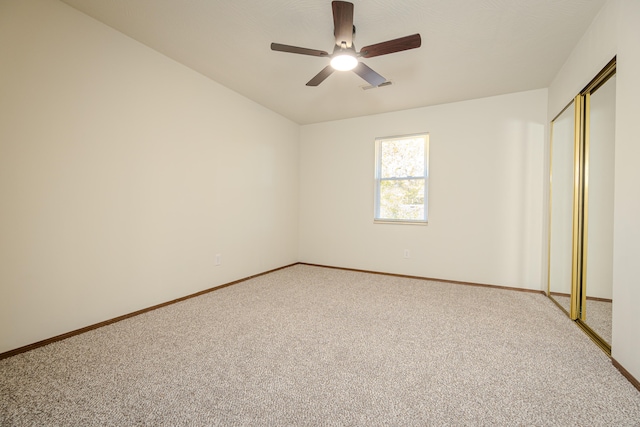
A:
548,58,616,354
581,66,615,349
548,100,578,317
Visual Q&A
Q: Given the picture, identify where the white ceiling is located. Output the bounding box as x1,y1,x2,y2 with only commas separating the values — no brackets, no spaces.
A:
60,0,606,125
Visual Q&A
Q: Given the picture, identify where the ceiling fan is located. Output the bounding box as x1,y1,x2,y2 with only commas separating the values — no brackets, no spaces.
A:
270,1,421,87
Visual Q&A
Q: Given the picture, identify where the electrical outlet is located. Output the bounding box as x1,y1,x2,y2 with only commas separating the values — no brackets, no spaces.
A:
215,254,222,266
403,249,410,259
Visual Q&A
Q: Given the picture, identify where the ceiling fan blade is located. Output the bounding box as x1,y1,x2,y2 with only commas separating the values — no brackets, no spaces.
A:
271,43,329,57
360,34,422,58
306,65,335,86
353,62,386,87
332,1,354,47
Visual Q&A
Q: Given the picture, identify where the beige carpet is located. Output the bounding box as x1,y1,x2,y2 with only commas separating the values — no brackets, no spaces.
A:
1,264,639,426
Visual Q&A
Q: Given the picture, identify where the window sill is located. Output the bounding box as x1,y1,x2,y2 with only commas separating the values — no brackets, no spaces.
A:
374,219,428,226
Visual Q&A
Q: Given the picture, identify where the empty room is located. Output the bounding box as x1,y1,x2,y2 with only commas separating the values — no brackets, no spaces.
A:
1,0,639,425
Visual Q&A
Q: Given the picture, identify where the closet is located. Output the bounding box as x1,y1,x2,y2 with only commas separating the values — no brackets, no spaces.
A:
548,58,616,354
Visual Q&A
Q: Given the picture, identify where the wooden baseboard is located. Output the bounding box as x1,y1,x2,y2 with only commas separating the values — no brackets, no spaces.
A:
299,262,546,295
549,291,612,303
0,263,297,360
612,358,640,392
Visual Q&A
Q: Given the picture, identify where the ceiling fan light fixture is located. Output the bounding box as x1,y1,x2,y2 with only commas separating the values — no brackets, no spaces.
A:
330,53,358,71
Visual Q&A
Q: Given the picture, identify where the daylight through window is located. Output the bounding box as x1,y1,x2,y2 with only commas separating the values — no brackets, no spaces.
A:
374,133,429,223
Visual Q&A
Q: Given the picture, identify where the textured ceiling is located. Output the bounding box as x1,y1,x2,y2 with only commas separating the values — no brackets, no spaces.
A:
60,0,606,124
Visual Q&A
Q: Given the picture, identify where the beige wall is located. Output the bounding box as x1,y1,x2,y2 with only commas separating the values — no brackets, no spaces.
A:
547,0,640,381
613,0,640,382
0,0,300,353
299,89,547,290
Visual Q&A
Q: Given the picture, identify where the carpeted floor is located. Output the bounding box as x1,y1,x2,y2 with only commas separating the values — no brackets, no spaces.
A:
1,264,639,426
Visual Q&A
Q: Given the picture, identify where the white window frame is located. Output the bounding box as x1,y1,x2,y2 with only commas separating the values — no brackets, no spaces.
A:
374,133,429,224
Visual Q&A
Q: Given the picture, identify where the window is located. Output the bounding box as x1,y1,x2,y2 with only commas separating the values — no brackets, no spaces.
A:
374,133,429,224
